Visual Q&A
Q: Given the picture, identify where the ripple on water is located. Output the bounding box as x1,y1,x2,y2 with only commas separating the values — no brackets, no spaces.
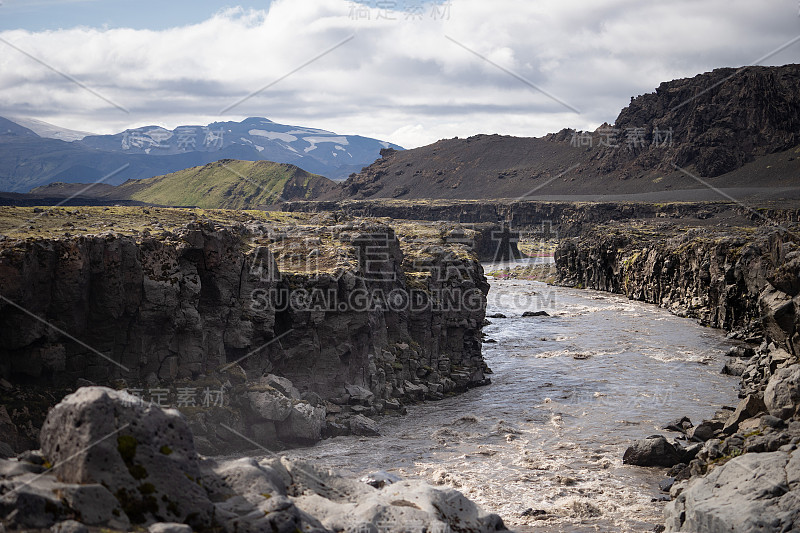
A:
278,279,740,531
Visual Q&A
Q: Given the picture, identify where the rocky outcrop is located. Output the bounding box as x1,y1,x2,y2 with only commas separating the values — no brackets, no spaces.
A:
555,225,800,342
665,449,800,532
0,387,507,532
594,65,800,178
0,216,490,452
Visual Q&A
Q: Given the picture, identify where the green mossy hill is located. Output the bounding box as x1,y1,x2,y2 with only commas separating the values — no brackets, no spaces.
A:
117,159,338,209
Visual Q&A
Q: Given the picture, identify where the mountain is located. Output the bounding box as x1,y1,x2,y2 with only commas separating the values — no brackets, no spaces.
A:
5,116,94,142
30,160,339,209
0,117,402,192
339,64,800,201
0,116,39,139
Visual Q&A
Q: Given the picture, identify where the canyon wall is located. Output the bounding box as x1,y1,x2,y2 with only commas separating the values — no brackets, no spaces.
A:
0,216,490,451
554,224,799,349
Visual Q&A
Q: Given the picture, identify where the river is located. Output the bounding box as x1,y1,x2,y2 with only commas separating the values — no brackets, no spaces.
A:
282,274,740,531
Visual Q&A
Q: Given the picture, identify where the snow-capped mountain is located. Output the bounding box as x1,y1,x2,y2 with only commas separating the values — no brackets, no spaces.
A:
0,116,403,192
6,116,95,142
80,117,403,179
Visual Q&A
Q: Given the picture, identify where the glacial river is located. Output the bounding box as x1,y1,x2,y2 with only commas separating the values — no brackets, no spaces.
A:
283,273,740,531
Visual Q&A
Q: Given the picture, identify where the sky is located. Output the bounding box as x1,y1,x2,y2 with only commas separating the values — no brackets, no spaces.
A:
0,0,798,148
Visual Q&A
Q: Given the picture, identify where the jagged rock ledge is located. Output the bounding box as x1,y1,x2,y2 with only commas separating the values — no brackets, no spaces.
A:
0,386,507,532
0,208,494,454
553,220,800,531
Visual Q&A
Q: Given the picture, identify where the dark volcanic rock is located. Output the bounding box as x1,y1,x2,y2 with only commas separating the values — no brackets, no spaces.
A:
599,65,800,178
555,225,800,343
623,436,683,467
522,311,550,317
0,217,491,453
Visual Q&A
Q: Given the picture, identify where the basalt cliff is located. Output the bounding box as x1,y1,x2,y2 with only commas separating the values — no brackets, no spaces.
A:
0,207,493,455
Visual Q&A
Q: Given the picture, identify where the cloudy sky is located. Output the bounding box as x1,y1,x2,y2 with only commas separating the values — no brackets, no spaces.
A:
0,0,798,148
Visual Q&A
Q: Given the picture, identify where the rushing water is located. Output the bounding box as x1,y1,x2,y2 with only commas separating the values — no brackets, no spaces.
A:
280,274,740,531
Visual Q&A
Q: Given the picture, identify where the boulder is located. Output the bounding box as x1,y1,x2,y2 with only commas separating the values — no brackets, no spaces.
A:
764,366,800,419
276,403,326,443
623,436,683,467
759,285,797,348
247,387,293,422
261,374,302,400
723,395,766,434
39,387,216,529
687,420,724,442
345,384,375,405
721,358,748,376
726,346,755,359
0,482,67,529
522,311,550,317
204,457,289,501
761,414,785,429
664,416,693,433
349,414,381,437
665,449,800,532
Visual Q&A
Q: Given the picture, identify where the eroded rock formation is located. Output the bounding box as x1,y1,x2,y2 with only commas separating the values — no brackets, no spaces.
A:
0,213,491,452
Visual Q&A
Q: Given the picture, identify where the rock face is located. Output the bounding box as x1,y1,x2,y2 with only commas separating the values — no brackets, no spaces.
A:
664,449,800,532
596,65,800,178
0,387,506,532
555,224,800,344
0,216,490,451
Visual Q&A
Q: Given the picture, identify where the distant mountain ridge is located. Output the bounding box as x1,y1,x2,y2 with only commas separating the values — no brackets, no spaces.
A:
0,116,402,192
4,64,798,205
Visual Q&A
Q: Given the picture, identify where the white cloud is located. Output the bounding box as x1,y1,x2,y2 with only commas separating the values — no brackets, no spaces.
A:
0,0,797,148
